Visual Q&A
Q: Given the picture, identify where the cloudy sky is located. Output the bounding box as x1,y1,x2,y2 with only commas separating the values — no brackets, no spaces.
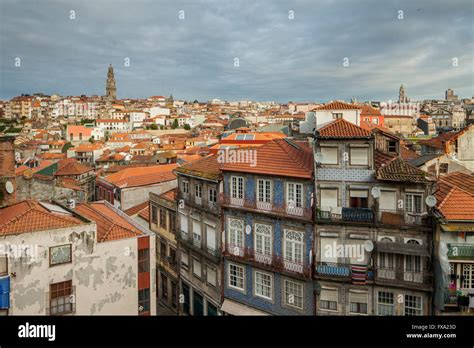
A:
0,0,472,102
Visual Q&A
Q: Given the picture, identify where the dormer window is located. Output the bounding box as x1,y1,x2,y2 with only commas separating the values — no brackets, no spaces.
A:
388,141,397,154
332,113,343,119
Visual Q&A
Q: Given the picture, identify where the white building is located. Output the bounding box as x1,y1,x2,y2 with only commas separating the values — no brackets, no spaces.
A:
0,200,156,315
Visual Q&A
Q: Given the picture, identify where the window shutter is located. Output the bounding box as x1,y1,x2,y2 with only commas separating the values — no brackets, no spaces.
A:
321,189,338,209
206,226,216,250
379,191,396,210
350,292,368,304
350,190,368,198
180,214,188,233
350,147,368,165
321,147,338,164
321,288,338,302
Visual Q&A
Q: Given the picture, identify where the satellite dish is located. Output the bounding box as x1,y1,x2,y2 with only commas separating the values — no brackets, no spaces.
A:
5,181,14,194
364,240,374,252
371,187,381,199
138,305,144,312
245,225,251,235
425,195,437,208
315,152,323,163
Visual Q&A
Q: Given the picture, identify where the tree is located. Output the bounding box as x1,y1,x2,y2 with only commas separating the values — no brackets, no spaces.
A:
149,123,158,130
183,123,191,130
62,142,74,153
171,119,179,129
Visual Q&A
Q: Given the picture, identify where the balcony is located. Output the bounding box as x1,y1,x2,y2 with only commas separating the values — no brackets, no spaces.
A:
194,196,202,206
447,244,474,260
224,243,311,278
373,267,432,288
314,262,373,282
177,230,220,261
178,193,219,214
376,209,430,227
219,193,312,221
315,262,350,277
317,207,374,223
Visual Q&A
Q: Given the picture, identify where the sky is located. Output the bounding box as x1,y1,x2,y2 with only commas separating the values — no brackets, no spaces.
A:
0,0,473,102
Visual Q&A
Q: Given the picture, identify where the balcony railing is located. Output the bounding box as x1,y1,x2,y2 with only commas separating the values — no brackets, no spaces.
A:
373,267,432,286
376,209,430,226
317,207,374,223
224,243,311,277
194,196,202,205
447,244,474,260
177,230,220,259
219,194,312,221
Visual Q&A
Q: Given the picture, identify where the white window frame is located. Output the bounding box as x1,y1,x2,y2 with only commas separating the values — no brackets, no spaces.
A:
230,176,244,199
405,193,423,214
283,279,304,310
228,263,245,291
227,218,245,250
377,291,395,316
257,179,272,203
404,295,422,316
254,223,272,261
286,182,303,208
195,184,202,198
182,180,189,194
192,257,201,278
283,229,304,265
254,270,273,301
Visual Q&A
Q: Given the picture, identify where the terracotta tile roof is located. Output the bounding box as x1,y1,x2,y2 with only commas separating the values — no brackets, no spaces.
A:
400,144,419,161
55,161,93,176
96,153,126,162
439,172,474,195
437,187,474,221
313,101,361,111
104,164,178,188
138,205,150,222
67,125,92,137
123,201,149,216
374,150,396,170
315,118,372,139
376,157,432,183
418,131,461,150
220,139,313,179
72,143,104,152
75,202,143,242
0,200,84,236
160,188,178,202
15,165,29,176
359,105,382,117
58,177,84,191
38,153,67,160
175,155,222,180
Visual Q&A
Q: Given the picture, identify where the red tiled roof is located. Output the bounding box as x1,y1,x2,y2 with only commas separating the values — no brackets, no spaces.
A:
0,200,84,235
376,157,432,183
67,125,92,137
75,202,143,242
418,131,461,149
55,161,93,176
437,187,474,221
313,101,361,111
175,154,222,180
123,201,149,216
220,139,313,179
160,188,177,202
359,105,382,117
439,172,474,195
316,118,372,139
104,164,178,188
138,205,150,222
400,145,419,161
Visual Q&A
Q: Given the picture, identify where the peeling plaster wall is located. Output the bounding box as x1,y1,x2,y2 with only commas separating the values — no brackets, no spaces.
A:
5,222,156,315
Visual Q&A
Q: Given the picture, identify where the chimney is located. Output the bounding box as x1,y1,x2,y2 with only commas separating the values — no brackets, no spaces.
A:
0,136,17,207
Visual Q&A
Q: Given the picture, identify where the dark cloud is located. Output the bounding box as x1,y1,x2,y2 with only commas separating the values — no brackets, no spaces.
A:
0,0,472,102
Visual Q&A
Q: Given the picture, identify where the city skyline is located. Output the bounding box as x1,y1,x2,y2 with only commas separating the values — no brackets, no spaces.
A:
1,0,472,102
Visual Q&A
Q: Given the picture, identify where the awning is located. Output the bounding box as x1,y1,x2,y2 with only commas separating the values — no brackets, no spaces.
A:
376,241,430,257
220,299,270,316
441,224,474,232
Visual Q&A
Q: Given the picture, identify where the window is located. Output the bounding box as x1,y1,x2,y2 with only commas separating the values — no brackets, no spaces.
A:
229,263,245,291
287,182,303,208
50,244,72,266
151,205,158,224
373,118,379,125
350,147,369,166
379,190,396,211
228,218,244,249
161,273,168,300
160,241,167,260
182,180,189,194
388,141,397,153
405,193,422,214
320,188,338,209
49,280,73,315
255,223,272,258
171,281,178,309
169,247,176,266
138,288,150,314
404,295,422,316
320,288,338,311
207,266,217,287
257,179,271,203
284,280,304,310
377,291,395,315
439,163,448,174
193,258,202,278
462,264,474,288
230,176,244,199
138,248,150,273
349,292,368,314
349,190,368,208
254,271,273,300
206,226,216,253
192,221,202,247
332,113,343,119
320,147,338,165
169,212,176,233
208,187,217,203
0,255,7,275
181,251,189,269
180,214,188,234
159,208,167,228
405,240,421,272
284,229,304,264
195,184,202,198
